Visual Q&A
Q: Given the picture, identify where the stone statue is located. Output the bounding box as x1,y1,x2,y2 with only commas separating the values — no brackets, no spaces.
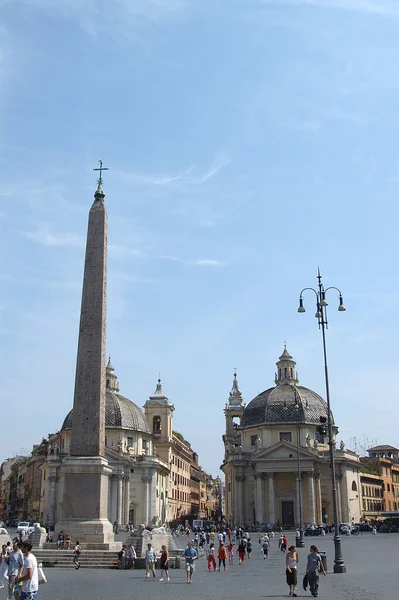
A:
340,440,345,451
313,438,319,450
254,436,261,450
305,434,311,448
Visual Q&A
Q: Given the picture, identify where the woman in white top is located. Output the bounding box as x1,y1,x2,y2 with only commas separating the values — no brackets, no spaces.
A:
0,545,8,588
285,545,299,597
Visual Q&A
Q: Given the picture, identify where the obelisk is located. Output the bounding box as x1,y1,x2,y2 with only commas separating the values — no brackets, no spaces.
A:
55,162,114,547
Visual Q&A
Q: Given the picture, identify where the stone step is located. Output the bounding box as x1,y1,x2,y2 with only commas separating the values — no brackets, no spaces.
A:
33,549,182,569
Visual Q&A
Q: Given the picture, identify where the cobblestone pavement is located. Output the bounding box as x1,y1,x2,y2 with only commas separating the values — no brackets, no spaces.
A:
3,532,397,600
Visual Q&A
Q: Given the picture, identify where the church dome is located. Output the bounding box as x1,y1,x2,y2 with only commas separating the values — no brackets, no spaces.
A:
241,348,333,427
61,360,150,434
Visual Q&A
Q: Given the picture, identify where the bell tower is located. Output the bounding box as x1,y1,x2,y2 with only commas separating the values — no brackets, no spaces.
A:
223,371,245,455
144,378,174,442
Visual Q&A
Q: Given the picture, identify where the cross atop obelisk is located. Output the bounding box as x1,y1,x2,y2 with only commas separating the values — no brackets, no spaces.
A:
93,159,109,187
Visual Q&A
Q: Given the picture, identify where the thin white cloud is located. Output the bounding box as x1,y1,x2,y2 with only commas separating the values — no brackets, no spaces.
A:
20,228,84,247
260,0,399,17
109,244,146,259
160,255,225,267
21,0,191,41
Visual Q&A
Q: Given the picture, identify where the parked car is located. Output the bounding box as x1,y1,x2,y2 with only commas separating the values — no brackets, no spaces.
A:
355,523,372,532
379,520,399,533
17,521,30,534
304,527,322,536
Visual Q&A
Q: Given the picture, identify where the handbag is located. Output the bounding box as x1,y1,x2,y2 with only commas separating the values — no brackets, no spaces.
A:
38,562,47,584
302,573,308,590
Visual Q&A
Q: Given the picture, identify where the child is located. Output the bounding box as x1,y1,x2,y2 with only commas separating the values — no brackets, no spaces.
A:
208,543,216,571
218,542,227,571
73,541,82,570
262,539,269,559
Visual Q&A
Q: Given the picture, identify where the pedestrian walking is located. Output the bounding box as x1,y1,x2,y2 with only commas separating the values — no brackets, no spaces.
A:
246,538,252,559
184,542,197,584
281,535,288,552
6,539,24,600
278,534,283,550
207,543,216,571
0,545,8,589
73,541,82,570
145,544,156,579
262,540,269,559
218,542,227,571
306,545,326,597
15,541,38,600
159,545,169,581
127,544,136,569
285,545,299,597
237,539,246,565
227,541,235,565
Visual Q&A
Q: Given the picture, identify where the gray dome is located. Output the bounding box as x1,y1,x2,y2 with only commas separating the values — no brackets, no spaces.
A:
61,390,150,433
241,384,333,427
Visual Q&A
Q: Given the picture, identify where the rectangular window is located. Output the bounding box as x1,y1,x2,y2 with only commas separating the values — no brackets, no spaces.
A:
127,437,133,447
279,432,292,442
251,434,258,446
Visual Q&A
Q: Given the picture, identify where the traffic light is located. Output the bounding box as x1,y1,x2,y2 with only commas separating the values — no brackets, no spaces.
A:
318,416,327,441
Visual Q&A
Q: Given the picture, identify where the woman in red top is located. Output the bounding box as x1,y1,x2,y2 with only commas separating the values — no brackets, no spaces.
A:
159,545,169,581
218,542,227,571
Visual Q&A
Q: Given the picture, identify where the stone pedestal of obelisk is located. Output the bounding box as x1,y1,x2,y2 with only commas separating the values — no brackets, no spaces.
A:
55,177,115,549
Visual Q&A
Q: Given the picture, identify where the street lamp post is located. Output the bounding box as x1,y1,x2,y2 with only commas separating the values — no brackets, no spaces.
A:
298,269,346,573
294,396,305,548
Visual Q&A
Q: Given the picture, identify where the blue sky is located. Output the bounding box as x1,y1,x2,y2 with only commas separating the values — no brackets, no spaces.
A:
1,0,399,477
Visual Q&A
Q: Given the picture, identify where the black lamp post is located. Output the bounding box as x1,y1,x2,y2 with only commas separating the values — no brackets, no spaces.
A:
294,394,305,548
298,269,346,573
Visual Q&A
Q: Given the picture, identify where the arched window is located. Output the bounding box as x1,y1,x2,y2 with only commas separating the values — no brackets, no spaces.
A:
153,416,161,434
279,368,282,379
106,379,110,388
290,368,293,378
352,481,357,492
284,367,287,378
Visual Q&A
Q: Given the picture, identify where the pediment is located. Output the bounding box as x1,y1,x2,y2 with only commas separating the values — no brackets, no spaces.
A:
253,440,316,461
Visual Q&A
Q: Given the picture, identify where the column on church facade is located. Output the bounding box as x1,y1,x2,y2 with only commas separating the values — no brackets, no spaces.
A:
315,472,322,523
110,475,118,523
255,474,264,524
48,475,57,526
268,473,275,525
124,476,130,525
296,473,301,527
117,475,123,525
308,471,316,524
234,475,240,526
142,476,150,525
235,475,246,525
336,474,343,523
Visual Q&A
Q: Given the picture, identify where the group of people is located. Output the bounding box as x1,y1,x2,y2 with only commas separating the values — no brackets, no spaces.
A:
117,544,137,570
144,543,170,582
56,531,72,549
0,539,39,600
285,544,326,598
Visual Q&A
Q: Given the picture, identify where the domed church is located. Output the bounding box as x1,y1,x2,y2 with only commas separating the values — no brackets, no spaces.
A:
222,348,362,528
40,360,171,529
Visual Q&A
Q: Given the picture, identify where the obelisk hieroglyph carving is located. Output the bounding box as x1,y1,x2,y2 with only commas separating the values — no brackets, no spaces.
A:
55,163,114,547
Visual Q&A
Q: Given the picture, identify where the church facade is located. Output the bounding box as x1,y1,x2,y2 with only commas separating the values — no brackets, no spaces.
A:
39,360,200,529
222,348,362,528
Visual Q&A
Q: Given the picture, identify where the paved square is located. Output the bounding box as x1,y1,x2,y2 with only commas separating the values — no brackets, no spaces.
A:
9,533,396,600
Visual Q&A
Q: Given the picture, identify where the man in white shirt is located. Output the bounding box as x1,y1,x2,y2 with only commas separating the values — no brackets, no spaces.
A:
16,541,38,600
